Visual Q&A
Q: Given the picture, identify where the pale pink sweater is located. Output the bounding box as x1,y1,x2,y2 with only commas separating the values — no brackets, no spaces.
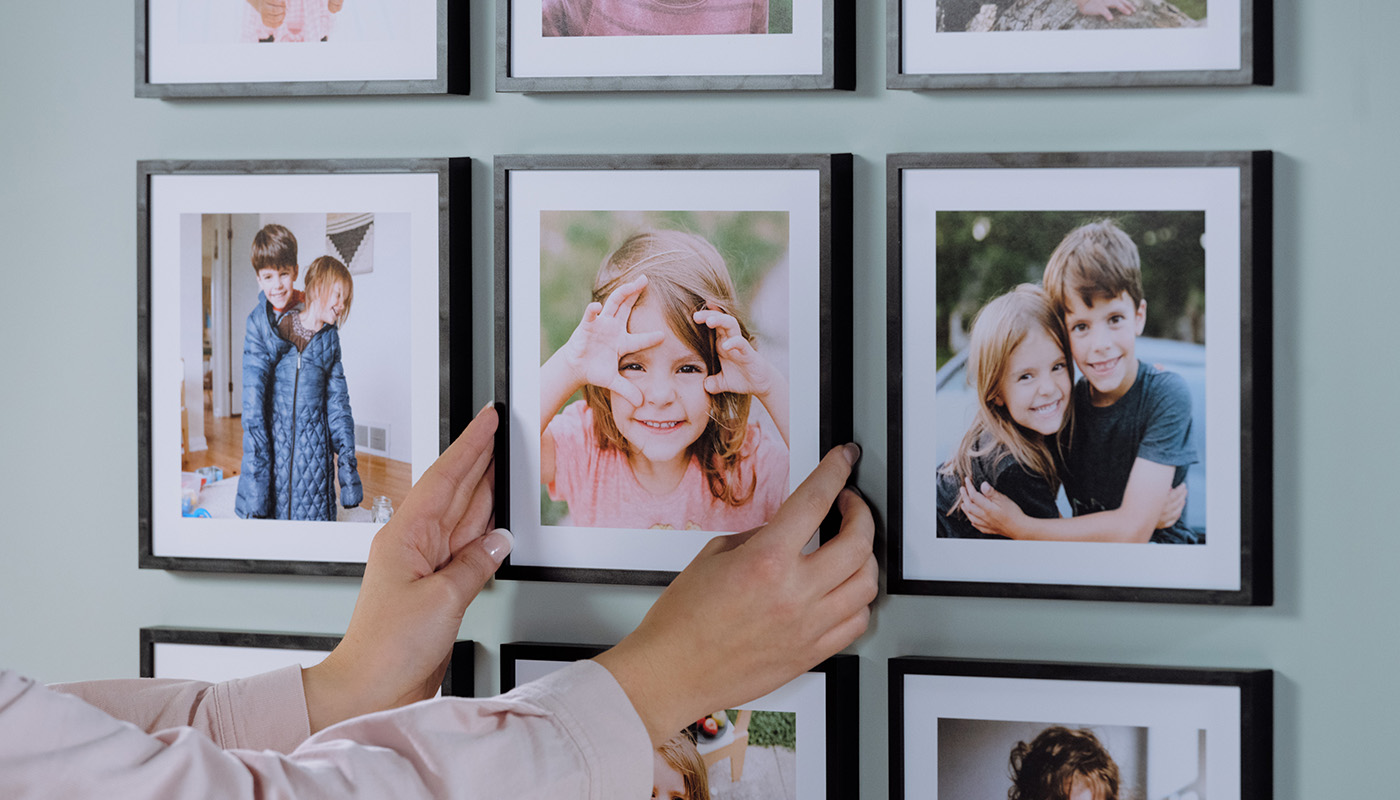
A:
2,660,649,798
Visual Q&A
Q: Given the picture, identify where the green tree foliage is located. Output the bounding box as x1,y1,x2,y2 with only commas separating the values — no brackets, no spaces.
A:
933,210,1206,368
726,709,797,750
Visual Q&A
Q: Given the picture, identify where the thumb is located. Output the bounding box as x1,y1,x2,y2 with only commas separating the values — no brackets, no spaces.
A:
435,528,514,605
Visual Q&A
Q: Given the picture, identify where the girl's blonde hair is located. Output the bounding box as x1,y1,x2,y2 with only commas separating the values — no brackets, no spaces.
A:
656,732,711,800
304,255,354,328
582,229,758,506
940,284,1072,513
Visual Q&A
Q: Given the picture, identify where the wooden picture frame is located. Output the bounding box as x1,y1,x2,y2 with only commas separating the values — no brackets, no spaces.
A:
136,0,468,97
887,151,1272,604
138,158,471,575
502,642,859,798
890,656,1272,800
495,153,851,586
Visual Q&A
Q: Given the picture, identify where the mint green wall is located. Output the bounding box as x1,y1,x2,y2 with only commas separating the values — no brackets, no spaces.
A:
0,2,1387,797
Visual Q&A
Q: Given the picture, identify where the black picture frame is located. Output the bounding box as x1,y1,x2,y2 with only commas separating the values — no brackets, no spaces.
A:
494,153,852,586
502,642,858,798
887,151,1272,605
888,0,1272,89
136,0,468,98
889,656,1272,800
140,626,475,697
138,158,471,576
496,0,854,92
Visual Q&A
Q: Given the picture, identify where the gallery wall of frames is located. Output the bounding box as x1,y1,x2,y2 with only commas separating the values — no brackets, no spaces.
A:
130,0,1275,796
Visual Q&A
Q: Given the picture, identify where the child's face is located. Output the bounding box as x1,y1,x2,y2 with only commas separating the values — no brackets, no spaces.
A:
256,266,297,310
1062,290,1146,405
309,283,346,328
651,752,687,800
993,326,1071,436
611,298,710,470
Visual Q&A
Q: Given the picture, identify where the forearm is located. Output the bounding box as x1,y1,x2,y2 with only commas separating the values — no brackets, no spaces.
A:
754,370,791,449
539,351,585,436
1009,508,1155,543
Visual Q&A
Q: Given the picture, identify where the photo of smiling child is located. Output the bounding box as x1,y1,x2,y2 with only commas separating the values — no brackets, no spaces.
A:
538,212,790,532
936,212,1205,544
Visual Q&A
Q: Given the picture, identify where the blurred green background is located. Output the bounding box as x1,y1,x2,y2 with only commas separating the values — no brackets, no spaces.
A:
769,0,793,34
539,209,790,525
933,210,1206,369
726,709,798,750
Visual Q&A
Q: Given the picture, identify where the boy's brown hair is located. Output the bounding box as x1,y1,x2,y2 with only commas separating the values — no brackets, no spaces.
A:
1041,219,1143,314
1008,726,1121,800
304,256,354,327
251,223,299,273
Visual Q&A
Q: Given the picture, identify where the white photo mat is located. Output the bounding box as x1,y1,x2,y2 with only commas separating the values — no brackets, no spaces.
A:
901,671,1243,800
506,168,823,574
900,0,1241,76
508,0,826,78
514,657,830,797
146,0,439,84
148,171,441,565
899,164,1244,592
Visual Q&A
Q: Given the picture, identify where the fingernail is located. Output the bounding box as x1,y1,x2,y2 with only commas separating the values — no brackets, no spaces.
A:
479,401,494,415
842,443,861,466
483,528,514,564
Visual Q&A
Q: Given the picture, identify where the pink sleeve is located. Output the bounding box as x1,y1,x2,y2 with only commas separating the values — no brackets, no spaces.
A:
50,665,310,753
1,660,651,799
545,401,592,505
749,423,790,518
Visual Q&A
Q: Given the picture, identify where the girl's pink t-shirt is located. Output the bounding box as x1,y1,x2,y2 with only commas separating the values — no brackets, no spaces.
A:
546,401,789,532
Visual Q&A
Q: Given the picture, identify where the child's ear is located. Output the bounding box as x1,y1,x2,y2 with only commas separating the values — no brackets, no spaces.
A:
1133,298,1147,335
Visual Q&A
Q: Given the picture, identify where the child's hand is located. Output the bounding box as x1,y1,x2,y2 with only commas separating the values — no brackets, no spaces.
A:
693,308,778,399
559,275,665,407
1156,482,1187,530
328,0,344,12
959,478,1027,538
250,0,287,27
1074,0,1135,20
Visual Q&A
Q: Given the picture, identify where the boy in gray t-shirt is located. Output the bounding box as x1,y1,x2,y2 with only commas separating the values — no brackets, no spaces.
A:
959,219,1198,543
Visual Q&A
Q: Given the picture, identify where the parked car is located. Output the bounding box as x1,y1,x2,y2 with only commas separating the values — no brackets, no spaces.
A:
932,336,1207,536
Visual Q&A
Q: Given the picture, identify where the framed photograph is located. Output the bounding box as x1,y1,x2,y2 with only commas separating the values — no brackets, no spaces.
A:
495,154,852,585
496,0,854,92
887,151,1271,604
137,0,468,97
888,0,1271,88
890,657,1272,800
138,158,471,576
502,642,858,799
141,626,474,697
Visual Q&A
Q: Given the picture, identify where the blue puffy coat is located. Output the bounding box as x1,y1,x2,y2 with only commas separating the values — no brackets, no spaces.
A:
234,294,362,520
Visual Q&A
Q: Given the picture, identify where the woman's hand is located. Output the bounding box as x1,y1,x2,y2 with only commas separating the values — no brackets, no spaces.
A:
557,275,665,407
959,478,1029,539
594,444,876,747
302,405,512,733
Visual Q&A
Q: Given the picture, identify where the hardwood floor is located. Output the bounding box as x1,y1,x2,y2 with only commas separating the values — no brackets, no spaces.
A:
183,391,411,510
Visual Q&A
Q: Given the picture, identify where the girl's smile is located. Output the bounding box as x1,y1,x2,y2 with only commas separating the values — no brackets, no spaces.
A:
995,326,1071,437
610,299,710,479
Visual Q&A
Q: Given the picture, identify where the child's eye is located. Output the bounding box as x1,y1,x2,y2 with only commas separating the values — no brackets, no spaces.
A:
1052,361,1067,371
1109,314,1124,324
678,364,704,374
620,362,643,372
1071,322,1088,333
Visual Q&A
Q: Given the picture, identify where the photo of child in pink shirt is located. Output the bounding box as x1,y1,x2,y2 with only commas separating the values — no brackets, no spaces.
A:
243,0,344,43
539,223,790,532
